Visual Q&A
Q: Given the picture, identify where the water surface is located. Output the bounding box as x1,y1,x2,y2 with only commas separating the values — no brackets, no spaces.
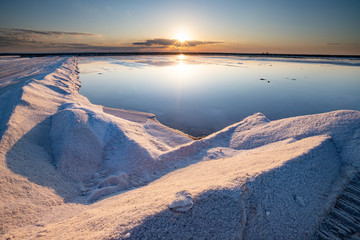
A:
79,55,360,136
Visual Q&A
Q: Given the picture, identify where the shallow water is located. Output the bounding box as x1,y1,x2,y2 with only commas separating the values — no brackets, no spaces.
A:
79,55,360,136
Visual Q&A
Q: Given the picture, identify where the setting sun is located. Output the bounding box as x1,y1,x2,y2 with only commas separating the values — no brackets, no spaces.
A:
175,31,189,42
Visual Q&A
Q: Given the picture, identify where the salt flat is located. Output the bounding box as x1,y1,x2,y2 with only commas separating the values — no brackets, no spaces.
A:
0,56,359,239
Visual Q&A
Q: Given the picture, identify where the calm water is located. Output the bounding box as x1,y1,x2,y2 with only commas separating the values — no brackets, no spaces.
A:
79,55,360,136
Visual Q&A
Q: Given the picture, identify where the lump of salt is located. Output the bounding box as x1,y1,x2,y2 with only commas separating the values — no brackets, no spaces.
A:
123,232,131,239
168,190,193,212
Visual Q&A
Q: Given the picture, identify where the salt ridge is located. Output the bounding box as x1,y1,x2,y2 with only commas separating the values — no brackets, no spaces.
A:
0,57,359,239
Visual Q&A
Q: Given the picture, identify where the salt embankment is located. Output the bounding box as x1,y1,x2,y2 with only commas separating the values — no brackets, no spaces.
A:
0,56,359,239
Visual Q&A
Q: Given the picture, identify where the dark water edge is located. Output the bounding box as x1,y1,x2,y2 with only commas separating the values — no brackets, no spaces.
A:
1,52,360,60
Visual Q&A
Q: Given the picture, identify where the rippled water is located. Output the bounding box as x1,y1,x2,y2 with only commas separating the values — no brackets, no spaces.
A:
79,55,360,136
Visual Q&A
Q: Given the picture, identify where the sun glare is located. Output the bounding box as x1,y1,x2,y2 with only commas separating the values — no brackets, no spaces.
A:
175,31,189,42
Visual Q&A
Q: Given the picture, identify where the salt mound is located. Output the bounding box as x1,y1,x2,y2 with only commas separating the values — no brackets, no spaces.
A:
1,56,359,239
51,108,104,182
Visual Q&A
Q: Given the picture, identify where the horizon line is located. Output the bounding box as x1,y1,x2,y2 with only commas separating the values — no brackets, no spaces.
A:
1,51,360,59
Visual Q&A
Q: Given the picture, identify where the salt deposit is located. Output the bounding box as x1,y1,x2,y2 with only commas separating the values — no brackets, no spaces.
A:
0,56,359,239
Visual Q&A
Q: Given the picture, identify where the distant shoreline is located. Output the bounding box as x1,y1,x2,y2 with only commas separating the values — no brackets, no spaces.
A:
1,51,360,59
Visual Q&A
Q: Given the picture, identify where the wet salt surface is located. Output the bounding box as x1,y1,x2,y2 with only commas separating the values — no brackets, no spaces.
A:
79,55,360,136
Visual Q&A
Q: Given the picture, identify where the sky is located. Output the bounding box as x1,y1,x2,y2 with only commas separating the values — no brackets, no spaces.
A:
0,0,359,55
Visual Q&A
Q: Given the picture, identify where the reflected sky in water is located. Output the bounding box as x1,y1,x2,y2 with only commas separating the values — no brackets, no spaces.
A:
79,55,360,136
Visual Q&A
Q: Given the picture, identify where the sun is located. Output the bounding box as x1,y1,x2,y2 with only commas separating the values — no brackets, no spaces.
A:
175,31,189,42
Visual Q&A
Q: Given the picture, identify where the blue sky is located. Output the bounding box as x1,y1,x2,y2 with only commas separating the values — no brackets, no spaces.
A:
0,0,359,54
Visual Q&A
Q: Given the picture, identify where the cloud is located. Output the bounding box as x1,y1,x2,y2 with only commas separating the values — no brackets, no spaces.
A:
325,42,360,46
0,28,100,47
133,38,222,47
133,38,177,46
0,28,99,39
186,40,222,47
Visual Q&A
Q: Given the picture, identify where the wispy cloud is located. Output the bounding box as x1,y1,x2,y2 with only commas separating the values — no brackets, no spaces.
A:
133,38,222,47
325,42,360,46
4,28,99,37
133,38,177,46
186,40,222,47
0,28,100,47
